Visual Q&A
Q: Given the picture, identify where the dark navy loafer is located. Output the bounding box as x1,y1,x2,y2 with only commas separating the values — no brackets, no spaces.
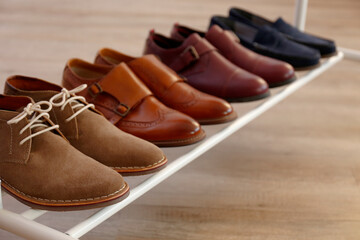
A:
229,7,337,57
210,16,321,70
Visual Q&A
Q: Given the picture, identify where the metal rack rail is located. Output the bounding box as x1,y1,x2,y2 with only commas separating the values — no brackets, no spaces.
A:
0,0,357,239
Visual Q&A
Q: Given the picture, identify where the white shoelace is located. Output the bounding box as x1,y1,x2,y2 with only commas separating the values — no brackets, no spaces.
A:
49,84,94,122
7,101,60,145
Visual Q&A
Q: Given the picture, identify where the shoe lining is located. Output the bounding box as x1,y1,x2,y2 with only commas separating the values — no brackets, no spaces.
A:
68,59,111,80
71,67,105,79
217,16,257,43
100,49,135,65
231,8,271,27
0,95,31,111
233,21,257,42
177,26,205,38
7,76,60,91
153,34,182,49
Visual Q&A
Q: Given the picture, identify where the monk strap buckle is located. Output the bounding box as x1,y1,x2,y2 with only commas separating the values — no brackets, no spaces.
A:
88,83,103,98
182,46,199,61
114,103,130,117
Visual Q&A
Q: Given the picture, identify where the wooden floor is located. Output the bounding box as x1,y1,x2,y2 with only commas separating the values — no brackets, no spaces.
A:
1,0,360,239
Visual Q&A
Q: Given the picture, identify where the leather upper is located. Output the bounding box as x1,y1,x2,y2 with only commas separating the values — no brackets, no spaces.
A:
229,8,336,56
143,31,269,101
171,24,296,87
86,64,153,124
62,59,205,146
95,48,237,124
210,16,321,69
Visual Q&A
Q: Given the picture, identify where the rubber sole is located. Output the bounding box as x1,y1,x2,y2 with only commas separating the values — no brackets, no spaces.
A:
268,75,297,88
151,128,206,147
294,62,321,71
225,90,271,103
197,110,238,125
1,180,130,211
116,156,168,176
321,51,338,58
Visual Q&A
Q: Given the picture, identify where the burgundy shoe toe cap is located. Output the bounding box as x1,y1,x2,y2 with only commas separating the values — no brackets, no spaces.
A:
255,59,296,87
223,70,269,102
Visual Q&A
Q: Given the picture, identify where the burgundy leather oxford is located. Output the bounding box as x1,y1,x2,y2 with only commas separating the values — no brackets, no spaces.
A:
171,24,296,87
143,30,270,102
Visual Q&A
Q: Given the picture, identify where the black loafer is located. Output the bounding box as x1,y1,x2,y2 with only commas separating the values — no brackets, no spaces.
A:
210,16,321,70
229,7,337,57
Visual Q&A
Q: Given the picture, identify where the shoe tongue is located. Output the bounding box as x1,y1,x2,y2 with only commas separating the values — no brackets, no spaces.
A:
99,63,152,110
272,17,292,32
183,33,202,46
206,25,222,38
253,26,278,45
128,55,182,93
273,17,286,26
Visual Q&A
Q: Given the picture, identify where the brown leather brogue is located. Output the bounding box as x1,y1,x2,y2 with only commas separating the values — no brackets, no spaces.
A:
94,48,237,124
170,24,296,87
5,76,168,175
0,95,129,211
62,59,205,146
143,30,270,102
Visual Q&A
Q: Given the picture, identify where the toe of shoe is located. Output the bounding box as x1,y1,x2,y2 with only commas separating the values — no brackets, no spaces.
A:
224,70,269,101
112,136,167,174
151,110,205,146
295,48,321,68
76,163,128,203
189,94,236,123
319,42,337,56
36,159,128,208
263,61,296,86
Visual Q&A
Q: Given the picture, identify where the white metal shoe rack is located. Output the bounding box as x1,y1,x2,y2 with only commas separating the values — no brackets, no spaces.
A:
0,0,356,239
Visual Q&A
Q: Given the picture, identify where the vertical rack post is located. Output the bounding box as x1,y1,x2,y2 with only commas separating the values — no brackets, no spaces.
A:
294,0,308,31
0,181,3,209
293,0,360,61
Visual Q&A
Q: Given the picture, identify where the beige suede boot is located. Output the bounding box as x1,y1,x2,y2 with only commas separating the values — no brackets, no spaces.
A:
0,95,129,211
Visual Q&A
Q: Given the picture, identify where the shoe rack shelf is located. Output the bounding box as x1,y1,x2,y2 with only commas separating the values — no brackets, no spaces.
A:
0,0,357,239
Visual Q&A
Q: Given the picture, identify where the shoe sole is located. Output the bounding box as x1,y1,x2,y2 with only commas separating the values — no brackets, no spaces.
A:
268,75,297,88
1,180,130,211
225,90,271,103
115,156,168,176
197,110,238,125
151,128,206,147
294,62,321,71
321,51,338,58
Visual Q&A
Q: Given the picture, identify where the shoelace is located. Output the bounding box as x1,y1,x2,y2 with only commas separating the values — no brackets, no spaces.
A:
7,101,60,145
49,84,94,122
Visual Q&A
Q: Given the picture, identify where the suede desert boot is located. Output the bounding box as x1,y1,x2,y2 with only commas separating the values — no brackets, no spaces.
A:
0,95,129,210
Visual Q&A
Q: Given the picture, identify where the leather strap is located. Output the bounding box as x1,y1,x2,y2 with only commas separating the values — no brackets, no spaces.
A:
128,55,185,98
87,63,152,120
169,39,216,72
223,30,240,43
